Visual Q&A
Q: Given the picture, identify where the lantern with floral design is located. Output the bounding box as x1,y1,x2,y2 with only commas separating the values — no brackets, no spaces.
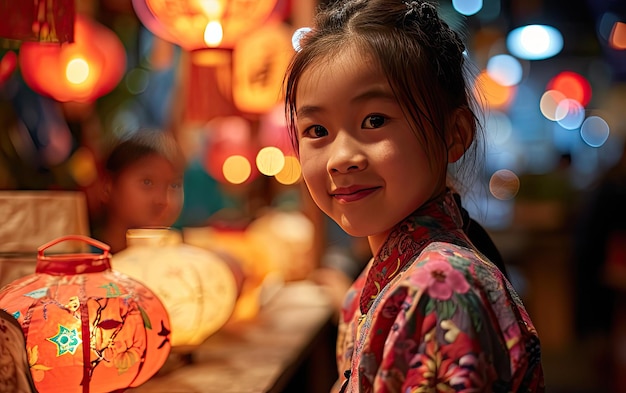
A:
0,235,171,393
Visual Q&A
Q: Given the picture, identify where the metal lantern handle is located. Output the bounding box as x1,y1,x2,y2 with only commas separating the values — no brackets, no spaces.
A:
37,235,111,257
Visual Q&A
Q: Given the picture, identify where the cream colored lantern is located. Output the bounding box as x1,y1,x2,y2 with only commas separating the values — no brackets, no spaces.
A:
111,228,238,348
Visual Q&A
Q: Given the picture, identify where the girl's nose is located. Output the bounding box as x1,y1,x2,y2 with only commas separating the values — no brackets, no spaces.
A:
327,132,367,174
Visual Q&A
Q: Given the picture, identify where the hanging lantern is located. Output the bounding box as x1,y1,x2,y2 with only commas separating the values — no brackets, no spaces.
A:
0,235,171,393
227,22,294,114
18,14,126,103
134,0,278,55
111,228,239,349
0,0,74,44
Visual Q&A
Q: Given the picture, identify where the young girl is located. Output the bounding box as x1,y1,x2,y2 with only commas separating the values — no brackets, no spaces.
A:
284,0,544,391
93,128,185,254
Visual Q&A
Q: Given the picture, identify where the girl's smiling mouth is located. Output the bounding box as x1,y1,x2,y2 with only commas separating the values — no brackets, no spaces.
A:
331,186,381,203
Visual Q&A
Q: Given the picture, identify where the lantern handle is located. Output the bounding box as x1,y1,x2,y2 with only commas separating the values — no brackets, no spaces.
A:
38,235,111,257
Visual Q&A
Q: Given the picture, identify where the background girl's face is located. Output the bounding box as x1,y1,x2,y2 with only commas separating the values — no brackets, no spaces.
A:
107,154,184,229
295,46,446,245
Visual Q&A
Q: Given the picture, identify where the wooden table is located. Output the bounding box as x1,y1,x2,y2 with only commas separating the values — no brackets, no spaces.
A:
129,281,338,393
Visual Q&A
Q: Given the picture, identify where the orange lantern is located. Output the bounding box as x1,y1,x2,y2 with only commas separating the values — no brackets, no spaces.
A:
18,14,126,103
134,0,278,53
0,0,74,44
111,228,239,349
226,22,294,114
0,235,171,393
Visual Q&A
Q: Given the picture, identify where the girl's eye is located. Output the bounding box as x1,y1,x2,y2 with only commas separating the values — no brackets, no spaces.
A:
170,182,183,189
362,115,387,129
303,125,329,138
143,179,152,186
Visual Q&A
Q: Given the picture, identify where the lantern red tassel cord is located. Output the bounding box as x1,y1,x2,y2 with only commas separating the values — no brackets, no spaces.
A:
0,235,171,393
0,0,75,44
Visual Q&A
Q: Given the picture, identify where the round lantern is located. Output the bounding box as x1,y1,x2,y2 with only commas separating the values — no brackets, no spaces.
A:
134,0,278,52
111,228,239,349
18,14,126,103
0,235,171,393
246,209,316,282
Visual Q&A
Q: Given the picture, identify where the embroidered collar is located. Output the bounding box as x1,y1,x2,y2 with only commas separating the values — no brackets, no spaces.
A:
359,190,471,314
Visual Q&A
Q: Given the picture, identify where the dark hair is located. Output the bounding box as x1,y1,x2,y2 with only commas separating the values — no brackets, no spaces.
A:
284,0,483,189
105,128,186,177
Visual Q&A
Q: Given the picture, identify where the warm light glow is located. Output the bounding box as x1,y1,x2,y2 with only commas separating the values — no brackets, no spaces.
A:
489,169,520,200
140,0,279,51
65,57,90,84
204,20,223,47
274,156,302,185
256,146,285,176
196,0,223,18
540,90,567,121
68,147,98,187
547,71,592,106
18,14,127,102
475,70,515,109
610,21,626,50
223,155,251,184
113,228,238,347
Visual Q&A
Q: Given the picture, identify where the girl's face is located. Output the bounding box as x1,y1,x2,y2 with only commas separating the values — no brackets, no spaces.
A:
295,46,446,251
107,154,184,230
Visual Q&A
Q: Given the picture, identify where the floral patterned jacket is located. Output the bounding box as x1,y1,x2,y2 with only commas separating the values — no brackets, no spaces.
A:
334,191,544,392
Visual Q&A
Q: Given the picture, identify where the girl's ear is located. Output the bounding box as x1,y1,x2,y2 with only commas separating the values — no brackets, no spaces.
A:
446,107,474,163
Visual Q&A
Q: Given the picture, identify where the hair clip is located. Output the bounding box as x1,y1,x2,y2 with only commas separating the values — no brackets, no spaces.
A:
292,27,313,52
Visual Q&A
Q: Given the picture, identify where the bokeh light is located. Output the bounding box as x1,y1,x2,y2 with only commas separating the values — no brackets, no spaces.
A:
507,24,563,60
223,155,251,184
256,146,285,176
540,90,567,121
555,99,585,130
580,116,610,147
486,54,523,86
292,27,312,52
68,147,98,187
274,156,302,185
609,21,626,50
547,71,592,106
452,0,482,16
489,169,520,200
475,70,515,109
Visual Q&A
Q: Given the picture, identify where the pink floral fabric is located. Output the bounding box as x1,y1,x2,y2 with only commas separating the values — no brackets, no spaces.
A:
335,191,544,392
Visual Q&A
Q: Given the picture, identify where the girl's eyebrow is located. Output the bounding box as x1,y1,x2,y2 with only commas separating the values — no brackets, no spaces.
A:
296,87,396,119
351,87,396,104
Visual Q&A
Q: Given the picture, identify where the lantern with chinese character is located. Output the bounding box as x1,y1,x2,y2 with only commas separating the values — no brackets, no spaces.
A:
227,22,294,114
111,228,239,349
18,14,126,103
0,235,171,393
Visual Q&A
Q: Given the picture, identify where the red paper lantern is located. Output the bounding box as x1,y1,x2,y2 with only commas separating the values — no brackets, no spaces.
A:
134,0,278,52
0,235,171,393
18,14,126,103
